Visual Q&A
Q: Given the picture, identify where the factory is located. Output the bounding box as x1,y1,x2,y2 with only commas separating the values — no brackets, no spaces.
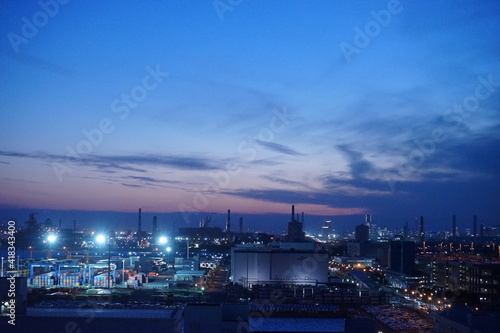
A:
231,205,329,287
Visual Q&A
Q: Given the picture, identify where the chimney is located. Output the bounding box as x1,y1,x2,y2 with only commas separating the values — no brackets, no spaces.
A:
291,205,295,222
153,216,158,235
239,217,243,234
226,209,231,232
366,214,371,224
138,208,142,233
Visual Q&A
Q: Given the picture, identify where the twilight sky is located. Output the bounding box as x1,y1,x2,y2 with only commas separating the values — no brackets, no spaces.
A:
0,0,499,232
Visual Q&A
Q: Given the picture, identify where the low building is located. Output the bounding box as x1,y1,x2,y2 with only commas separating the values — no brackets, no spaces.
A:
231,246,329,287
432,306,500,333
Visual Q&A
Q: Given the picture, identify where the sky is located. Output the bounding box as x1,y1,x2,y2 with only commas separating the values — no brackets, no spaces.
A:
0,0,499,232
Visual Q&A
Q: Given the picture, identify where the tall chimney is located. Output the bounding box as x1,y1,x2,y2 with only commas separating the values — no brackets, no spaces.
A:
452,215,457,237
291,205,295,222
366,214,371,224
138,208,142,233
239,217,243,234
153,216,158,235
226,209,231,232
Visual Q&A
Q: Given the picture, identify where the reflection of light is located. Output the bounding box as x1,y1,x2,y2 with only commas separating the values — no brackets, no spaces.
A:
166,247,172,252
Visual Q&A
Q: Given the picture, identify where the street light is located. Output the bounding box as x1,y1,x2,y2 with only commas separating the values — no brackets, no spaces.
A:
96,233,111,289
159,236,168,245
166,247,172,269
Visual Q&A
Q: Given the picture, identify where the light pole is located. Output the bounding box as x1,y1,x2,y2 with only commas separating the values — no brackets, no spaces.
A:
96,234,111,289
1,257,3,277
166,247,172,269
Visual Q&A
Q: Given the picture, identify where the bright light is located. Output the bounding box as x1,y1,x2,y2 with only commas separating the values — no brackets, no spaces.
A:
47,235,57,243
96,234,106,244
159,236,168,244
166,247,172,252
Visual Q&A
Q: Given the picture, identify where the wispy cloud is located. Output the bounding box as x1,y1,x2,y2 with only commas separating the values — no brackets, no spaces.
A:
256,140,303,156
0,150,225,172
261,175,309,188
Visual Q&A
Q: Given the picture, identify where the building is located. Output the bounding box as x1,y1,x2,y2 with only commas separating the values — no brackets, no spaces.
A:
231,246,329,287
388,241,416,274
355,224,369,243
287,205,305,242
430,259,500,305
432,306,499,333
184,303,248,333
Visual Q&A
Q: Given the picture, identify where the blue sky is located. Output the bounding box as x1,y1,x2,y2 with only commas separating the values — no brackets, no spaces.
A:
0,0,499,232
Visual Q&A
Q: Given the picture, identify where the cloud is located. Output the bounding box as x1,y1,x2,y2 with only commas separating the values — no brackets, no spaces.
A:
2,50,79,79
256,140,303,156
337,144,375,178
0,150,225,172
121,183,145,188
261,175,309,188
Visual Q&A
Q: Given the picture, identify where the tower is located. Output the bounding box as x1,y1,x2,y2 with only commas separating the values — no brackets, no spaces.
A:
226,209,231,233
138,208,142,233
153,216,158,235
419,216,425,242
239,217,243,234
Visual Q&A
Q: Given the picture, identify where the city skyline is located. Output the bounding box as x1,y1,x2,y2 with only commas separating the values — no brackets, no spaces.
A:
1,1,500,231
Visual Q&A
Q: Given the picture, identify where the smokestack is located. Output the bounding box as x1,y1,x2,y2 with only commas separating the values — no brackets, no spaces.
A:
366,214,371,224
153,216,158,235
473,215,478,236
239,217,243,234
291,205,295,222
420,216,425,242
138,208,142,233
226,209,231,232
452,215,457,237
